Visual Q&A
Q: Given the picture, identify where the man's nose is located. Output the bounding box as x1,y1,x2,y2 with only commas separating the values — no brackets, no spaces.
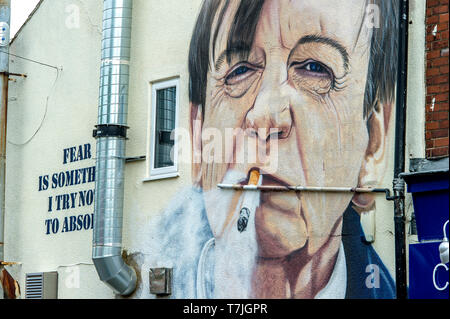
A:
245,86,293,141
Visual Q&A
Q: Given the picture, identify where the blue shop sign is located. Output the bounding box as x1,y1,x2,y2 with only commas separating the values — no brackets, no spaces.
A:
409,242,449,299
403,167,449,299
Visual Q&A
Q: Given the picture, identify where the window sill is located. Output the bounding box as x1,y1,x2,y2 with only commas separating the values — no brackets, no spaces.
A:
143,172,180,182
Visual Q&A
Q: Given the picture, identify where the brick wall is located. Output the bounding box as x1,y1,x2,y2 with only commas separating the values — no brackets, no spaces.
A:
425,0,449,158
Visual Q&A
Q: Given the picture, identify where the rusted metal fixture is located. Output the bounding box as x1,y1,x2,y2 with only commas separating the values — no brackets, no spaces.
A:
0,267,20,299
0,261,20,266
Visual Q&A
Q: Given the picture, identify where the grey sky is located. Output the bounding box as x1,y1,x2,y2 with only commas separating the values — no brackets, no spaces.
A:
11,0,41,37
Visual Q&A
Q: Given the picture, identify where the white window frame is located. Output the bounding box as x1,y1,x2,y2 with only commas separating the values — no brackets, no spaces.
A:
145,78,180,181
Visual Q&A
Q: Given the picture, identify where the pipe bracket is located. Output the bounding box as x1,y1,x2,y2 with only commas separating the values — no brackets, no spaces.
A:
93,124,128,139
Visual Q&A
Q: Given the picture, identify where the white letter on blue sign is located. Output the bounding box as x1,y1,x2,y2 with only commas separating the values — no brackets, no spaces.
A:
433,263,449,291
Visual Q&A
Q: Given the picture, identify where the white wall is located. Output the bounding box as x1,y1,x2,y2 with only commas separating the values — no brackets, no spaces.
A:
4,0,426,299
5,0,204,299
6,0,113,298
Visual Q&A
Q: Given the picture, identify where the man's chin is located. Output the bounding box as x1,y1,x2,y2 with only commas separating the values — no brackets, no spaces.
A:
255,203,308,258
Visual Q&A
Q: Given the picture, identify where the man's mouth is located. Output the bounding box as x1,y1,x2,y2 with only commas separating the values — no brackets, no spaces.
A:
238,168,301,215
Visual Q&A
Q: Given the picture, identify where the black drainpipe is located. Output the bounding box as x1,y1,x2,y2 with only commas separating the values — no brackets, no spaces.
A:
393,0,409,300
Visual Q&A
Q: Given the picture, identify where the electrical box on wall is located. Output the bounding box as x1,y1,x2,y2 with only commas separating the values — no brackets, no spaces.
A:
0,22,9,47
25,272,58,299
149,268,172,296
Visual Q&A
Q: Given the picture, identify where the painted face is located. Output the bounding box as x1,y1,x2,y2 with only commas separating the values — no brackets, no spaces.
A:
199,0,373,258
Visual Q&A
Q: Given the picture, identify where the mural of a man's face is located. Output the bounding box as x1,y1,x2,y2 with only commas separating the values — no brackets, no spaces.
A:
192,0,391,261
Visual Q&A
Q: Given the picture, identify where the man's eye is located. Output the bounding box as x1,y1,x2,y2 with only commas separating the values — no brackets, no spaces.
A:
232,65,250,76
305,62,326,73
295,61,331,77
225,65,254,85
289,60,335,95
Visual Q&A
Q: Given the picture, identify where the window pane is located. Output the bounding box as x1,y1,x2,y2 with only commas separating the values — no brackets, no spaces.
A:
154,86,176,168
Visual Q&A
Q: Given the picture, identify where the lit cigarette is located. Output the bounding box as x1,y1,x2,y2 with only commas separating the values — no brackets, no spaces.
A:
237,170,261,233
248,169,260,186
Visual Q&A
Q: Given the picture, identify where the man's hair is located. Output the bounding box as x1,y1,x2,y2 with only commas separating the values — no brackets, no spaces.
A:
188,0,399,120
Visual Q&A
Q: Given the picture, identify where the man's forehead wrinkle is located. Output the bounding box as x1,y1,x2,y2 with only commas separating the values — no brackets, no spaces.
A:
319,12,326,35
260,0,295,50
278,20,294,51
268,0,285,49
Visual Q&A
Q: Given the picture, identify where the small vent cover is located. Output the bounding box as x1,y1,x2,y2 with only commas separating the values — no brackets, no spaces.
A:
25,272,58,299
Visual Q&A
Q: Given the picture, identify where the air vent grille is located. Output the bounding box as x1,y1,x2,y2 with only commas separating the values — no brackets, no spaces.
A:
25,273,44,299
25,272,58,299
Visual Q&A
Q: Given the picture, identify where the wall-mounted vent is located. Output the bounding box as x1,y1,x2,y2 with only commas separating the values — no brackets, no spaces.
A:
25,272,58,299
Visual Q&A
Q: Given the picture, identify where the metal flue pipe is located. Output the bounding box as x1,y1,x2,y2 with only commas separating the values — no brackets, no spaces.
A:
92,0,136,296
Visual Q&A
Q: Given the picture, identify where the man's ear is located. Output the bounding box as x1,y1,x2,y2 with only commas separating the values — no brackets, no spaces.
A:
352,102,393,213
191,103,203,187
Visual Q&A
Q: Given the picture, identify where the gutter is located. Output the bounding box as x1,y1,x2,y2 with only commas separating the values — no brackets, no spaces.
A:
92,0,136,296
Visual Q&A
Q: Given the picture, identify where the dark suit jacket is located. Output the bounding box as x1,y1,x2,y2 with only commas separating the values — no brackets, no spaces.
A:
342,206,396,299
